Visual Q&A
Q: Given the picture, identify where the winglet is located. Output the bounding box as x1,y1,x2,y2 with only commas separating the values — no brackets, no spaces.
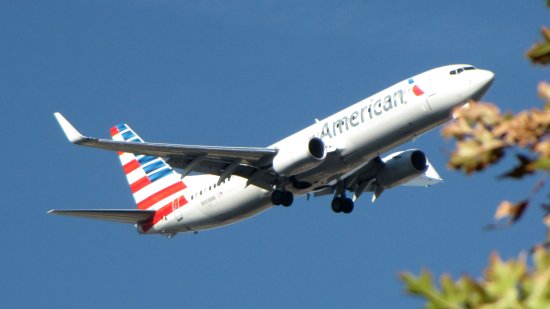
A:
53,112,86,144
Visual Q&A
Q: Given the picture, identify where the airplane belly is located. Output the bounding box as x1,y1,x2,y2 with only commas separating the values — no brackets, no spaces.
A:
342,98,445,161
205,185,272,223
162,183,272,233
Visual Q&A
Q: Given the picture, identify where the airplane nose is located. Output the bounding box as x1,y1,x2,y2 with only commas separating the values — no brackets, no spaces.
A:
425,67,495,115
469,69,495,101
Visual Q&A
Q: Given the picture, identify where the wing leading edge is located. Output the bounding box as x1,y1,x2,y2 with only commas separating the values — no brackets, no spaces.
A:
54,112,277,165
53,113,279,187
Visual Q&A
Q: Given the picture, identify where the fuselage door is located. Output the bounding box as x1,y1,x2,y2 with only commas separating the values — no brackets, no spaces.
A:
423,97,433,112
421,78,435,112
172,196,183,221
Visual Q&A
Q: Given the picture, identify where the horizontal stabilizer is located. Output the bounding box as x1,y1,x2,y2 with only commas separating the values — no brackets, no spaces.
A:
48,209,156,224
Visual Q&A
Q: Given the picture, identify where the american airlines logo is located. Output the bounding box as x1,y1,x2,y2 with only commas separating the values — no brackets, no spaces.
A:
318,80,425,139
319,88,408,139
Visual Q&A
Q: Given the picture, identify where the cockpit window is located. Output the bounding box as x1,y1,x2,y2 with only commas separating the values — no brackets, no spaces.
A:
449,66,477,75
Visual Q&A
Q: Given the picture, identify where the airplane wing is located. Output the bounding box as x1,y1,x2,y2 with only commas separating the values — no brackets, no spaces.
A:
54,113,279,188
314,150,442,202
48,209,156,224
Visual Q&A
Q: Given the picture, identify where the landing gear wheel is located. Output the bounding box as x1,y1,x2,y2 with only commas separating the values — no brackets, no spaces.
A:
331,198,342,213
271,190,284,205
271,190,294,207
331,197,354,214
281,191,294,207
342,198,354,214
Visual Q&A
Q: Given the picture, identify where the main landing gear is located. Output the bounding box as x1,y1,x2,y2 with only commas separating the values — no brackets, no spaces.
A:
331,196,354,214
271,189,294,207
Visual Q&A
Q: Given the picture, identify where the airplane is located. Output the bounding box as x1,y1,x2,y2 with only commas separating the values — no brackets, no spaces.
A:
50,64,494,237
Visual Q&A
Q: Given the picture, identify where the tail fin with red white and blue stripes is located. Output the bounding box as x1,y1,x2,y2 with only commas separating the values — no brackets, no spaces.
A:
110,124,187,211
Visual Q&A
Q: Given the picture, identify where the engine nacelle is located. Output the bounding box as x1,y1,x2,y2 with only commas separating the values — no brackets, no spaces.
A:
272,137,326,176
376,150,428,188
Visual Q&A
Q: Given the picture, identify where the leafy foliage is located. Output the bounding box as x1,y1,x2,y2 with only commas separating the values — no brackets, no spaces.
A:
441,98,550,178
400,3,550,307
526,2,550,65
527,27,550,65
440,85,550,228
401,247,550,309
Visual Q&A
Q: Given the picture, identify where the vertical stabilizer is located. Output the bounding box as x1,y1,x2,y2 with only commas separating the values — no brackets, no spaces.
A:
110,124,187,211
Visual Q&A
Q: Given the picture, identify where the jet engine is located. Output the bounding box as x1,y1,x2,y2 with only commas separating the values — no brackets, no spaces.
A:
376,150,428,188
272,137,326,176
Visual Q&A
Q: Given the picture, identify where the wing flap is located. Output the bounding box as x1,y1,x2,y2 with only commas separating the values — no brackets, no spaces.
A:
48,209,156,224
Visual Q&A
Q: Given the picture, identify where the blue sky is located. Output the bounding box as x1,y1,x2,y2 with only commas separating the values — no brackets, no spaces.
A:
2,1,549,307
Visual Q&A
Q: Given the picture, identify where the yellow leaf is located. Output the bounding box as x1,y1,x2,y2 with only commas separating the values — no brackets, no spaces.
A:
539,82,550,104
535,140,550,157
494,200,529,223
542,27,550,42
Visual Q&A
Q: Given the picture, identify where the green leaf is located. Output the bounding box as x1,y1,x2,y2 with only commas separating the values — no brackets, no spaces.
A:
400,271,456,308
527,27,550,65
532,157,550,170
533,246,550,273
528,42,550,65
